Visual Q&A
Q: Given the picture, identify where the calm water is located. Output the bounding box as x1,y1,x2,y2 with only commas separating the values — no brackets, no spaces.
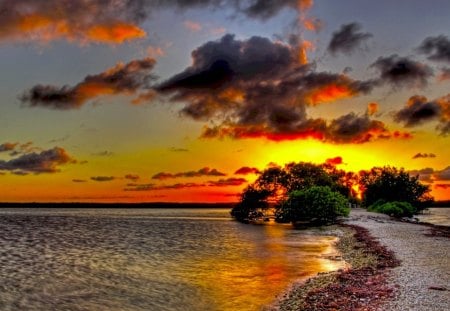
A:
417,207,450,227
0,208,344,311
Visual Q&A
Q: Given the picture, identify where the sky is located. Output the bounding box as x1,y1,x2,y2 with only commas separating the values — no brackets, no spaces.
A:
1,0,449,203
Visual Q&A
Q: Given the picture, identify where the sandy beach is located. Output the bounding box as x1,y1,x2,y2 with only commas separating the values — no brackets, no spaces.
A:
345,209,449,310
276,208,449,311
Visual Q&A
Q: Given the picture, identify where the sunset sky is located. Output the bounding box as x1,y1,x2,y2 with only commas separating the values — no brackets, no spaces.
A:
1,0,449,202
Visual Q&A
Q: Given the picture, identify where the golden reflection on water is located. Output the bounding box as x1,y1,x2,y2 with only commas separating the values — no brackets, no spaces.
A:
185,223,345,311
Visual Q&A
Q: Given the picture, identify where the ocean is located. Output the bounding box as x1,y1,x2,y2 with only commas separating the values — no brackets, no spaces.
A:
417,207,450,227
0,208,344,311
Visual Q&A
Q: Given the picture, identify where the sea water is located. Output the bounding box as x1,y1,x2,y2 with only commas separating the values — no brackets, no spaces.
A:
0,208,344,311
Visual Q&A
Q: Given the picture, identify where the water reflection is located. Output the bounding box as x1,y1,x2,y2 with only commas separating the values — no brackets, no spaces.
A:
0,208,344,311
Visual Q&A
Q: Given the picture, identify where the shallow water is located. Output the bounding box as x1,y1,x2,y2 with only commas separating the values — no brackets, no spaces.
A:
417,207,450,227
0,208,344,311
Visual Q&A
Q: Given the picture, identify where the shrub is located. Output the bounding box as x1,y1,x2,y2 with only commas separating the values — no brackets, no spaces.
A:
368,201,415,218
278,186,350,225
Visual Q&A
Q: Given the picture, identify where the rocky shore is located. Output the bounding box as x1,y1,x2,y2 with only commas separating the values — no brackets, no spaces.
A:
271,209,449,311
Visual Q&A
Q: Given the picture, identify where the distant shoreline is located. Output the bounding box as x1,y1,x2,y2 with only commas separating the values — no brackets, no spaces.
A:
0,202,236,209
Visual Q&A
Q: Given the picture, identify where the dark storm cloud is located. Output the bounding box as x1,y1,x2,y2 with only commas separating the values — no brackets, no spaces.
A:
435,184,450,190
0,147,75,174
90,176,115,182
152,167,226,180
242,0,298,20
394,94,450,134
417,35,450,63
412,153,436,159
21,58,156,109
409,167,434,183
72,179,88,183
327,23,373,55
155,34,390,143
371,55,433,88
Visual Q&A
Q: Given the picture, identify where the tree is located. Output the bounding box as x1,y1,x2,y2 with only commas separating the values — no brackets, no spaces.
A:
359,166,433,212
277,186,350,226
230,186,271,222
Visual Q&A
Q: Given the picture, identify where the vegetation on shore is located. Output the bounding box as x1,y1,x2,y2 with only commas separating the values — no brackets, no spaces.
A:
231,162,433,225
277,224,400,310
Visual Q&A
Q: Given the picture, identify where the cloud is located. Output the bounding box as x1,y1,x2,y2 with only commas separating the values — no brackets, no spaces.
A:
0,0,147,44
327,23,372,55
0,0,316,45
124,177,246,191
21,57,156,109
152,167,227,180
371,55,433,88
435,184,450,190
91,176,115,182
184,20,202,32
0,147,75,174
325,112,394,144
394,94,450,134
0,142,18,152
438,67,450,81
325,156,343,166
72,179,87,183
234,166,261,175
417,35,450,63
155,34,392,144
367,102,379,116
207,178,247,187
124,174,140,181
435,166,450,181
409,167,435,183
412,153,436,159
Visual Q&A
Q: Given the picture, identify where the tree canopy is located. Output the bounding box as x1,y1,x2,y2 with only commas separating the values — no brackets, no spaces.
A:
231,162,433,225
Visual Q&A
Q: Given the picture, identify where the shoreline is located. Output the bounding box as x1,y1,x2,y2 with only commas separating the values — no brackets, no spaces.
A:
271,209,449,311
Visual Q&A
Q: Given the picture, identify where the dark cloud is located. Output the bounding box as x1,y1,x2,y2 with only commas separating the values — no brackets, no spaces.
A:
125,174,140,181
207,178,247,187
0,142,18,152
234,166,261,175
371,55,433,88
327,23,372,55
0,1,308,45
0,147,75,174
412,153,436,159
72,179,87,183
394,94,450,134
325,156,343,166
91,176,115,182
325,112,392,144
152,167,226,180
409,167,434,183
417,35,450,63
155,34,391,144
435,166,450,181
21,58,156,109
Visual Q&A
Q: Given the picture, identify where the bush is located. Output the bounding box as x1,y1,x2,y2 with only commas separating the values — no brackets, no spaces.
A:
277,186,350,226
368,201,415,218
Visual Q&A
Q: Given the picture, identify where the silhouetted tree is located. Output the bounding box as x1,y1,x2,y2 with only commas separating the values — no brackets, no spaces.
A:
359,166,433,212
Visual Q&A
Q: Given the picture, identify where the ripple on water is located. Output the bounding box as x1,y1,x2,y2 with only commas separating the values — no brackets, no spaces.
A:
0,208,345,311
